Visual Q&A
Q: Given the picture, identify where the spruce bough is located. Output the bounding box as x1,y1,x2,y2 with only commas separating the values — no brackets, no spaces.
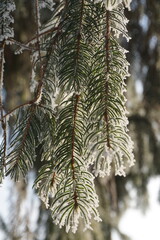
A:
0,0,135,233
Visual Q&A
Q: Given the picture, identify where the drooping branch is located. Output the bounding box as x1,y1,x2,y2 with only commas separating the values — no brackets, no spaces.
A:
14,106,35,163
1,0,135,233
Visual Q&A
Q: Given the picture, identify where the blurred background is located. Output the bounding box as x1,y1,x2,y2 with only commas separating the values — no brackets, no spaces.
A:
0,0,160,239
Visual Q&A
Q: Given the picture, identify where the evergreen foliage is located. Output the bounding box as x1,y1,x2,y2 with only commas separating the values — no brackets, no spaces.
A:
0,0,135,233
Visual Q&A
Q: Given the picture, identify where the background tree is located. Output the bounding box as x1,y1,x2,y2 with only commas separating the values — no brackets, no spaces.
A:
0,0,160,240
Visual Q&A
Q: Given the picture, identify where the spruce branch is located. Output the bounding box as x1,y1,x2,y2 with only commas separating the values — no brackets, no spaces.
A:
1,0,135,233
86,2,134,177
6,105,36,180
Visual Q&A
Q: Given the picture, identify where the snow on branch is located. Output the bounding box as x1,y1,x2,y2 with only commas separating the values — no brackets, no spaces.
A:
0,0,15,41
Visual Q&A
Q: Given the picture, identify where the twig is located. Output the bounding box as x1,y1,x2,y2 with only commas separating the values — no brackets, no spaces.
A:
8,39,35,51
71,94,80,208
35,0,44,103
104,10,111,149
73,0,84,90
0,102,32,122
25,26,59,46
0,41,7,171
8,26,59,52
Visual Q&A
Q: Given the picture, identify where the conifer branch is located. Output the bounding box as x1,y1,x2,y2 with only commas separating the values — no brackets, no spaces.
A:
16,108,34,161
6,105,36,180
1,0,135,233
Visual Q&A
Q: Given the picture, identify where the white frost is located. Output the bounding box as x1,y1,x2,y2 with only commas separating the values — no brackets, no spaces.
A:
95,0,132,10
39,0,54,10
0,0,16,41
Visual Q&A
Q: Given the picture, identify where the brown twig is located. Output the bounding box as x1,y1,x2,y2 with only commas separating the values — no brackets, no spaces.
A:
8,39,35,51
35,0,44,96
25,26,59,46
9,26,59,52
0,42,7,171
0,102,30,121
51,172,56,186
104,10,111,149
71,0,84,208
71,94,80,208
73,0,84,90
71,95,80,177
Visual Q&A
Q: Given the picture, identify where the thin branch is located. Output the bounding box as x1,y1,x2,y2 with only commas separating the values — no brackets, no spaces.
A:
0,41,7,171
71,2,84,207
104,10,111,149
8,27,59,52
1,117,7,171
75,0,84,58
0,102,32,122
0,97,55,122
71,94,80,208
25,26,59,46
73,0,84,89
71,95,80,176
51,172,56,186
8,39,35,51
70,0,84,173
35,0,44,102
